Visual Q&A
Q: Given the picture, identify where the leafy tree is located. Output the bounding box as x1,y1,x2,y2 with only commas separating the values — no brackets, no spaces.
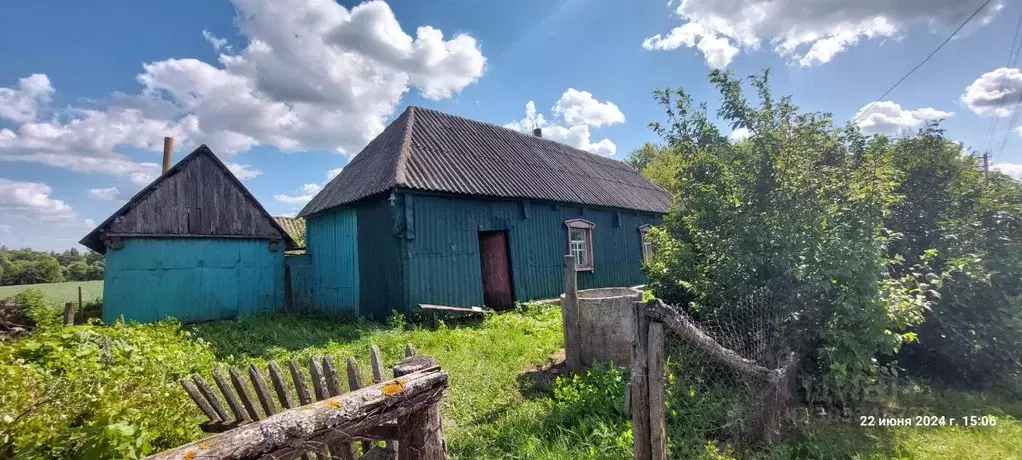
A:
885,127,1022,389
626,142,682,194
642,69,937,383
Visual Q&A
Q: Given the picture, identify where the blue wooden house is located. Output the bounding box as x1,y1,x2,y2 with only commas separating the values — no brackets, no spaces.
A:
298,106,671,318
81,146,298,323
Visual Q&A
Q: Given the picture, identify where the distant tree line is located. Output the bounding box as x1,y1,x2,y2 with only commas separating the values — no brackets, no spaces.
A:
0,247,104,286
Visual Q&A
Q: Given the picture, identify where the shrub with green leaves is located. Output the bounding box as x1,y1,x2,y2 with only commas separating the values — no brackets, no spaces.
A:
639,69,937,384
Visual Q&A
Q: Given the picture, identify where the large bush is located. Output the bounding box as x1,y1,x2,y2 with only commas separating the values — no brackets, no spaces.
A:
638,70,938,383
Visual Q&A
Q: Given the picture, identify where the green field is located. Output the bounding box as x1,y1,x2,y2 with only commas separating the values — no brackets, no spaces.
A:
0,280,103,304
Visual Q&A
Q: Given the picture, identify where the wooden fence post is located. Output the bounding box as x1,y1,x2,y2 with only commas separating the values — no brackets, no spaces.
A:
562,254,582,372
63,302,75,326
394,355,447,460
648,321,666,460
630,300,651,460
77,286,83,321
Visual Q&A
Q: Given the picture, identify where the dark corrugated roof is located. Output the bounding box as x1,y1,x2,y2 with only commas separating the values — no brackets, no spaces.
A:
299,106,671,217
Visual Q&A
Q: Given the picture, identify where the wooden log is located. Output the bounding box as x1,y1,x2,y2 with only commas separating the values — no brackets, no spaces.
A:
180,379,220,422
562,255,581,372
643,299,772,382
268,361,297,409
647,321,666,460
249,364,278,416
213,368,250,423
630,301,652,460
394,356,446,460
192,374,230,422
63,302,75,326
290,359,314,405
150,369,448,460
309,357,330,401
405,343,416,358
229,366,262,420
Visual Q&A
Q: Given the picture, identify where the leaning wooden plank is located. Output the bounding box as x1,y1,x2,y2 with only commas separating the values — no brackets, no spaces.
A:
249,364,278,416
268,361,297,409
289,358,314,405
348,357,375,453
309,357,330,401
179,379,220,423
212,368,250,423
323,356,344,396
405,343,415,358
418,304,484,313
192,374,230,422
150,369,448,460
369,345,385,384
229,366,262,421
369,345,395,451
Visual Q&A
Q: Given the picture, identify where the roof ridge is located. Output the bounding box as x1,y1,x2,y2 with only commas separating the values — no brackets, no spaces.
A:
393,106,416,187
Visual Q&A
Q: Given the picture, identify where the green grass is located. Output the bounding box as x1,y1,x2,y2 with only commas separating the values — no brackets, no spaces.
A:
0,280,102,305
0,304,1018,459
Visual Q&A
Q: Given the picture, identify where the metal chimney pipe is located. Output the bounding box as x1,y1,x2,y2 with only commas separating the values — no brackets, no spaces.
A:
162,137,174,173
532,127,542,138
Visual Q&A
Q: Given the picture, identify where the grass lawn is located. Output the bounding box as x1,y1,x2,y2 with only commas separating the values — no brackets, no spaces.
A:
0,280,102,305
0,304,1018,459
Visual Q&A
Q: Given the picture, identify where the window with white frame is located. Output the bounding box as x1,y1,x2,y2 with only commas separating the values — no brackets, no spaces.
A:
565,219,595,271
639,224,653,263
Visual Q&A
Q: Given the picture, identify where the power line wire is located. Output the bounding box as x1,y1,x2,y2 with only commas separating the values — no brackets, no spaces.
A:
986,4,1022,160
854,0,995,123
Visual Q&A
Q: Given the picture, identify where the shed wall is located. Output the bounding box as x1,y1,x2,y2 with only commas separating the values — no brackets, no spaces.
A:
102,238,284,323
306,207,359,314
396,193,660,313
355,195,406,319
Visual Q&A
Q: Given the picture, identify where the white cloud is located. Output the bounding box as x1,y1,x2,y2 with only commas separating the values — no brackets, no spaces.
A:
225,162,262,180
89,187,120,200
0,74,53,123
274,167,343,206
729,127,751,141
853,101,954,135
505,89,625,157
0,178,75,223
961,67,1022,117
993,163,1022,180
0,224,10,234
83,218,96,229
0,0,485,184
202,30,230,51
643,0,1003,68
552,89,625,127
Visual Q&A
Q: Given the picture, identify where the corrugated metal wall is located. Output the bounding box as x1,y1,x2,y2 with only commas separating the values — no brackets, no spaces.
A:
397,192,661,312
356,195,406,319
103,238,284,323
285,254,315,313
306,207,360,314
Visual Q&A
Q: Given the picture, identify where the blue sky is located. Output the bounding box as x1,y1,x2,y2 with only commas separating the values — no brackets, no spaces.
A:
2,0,1022,251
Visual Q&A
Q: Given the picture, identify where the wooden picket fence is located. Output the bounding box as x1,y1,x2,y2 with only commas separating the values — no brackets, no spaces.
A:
151,343,448,460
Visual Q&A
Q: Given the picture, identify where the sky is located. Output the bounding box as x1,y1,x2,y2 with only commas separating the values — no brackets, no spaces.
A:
3,0,1022,251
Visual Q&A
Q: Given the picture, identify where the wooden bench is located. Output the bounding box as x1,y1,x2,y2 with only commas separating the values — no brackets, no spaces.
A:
163,343,446,460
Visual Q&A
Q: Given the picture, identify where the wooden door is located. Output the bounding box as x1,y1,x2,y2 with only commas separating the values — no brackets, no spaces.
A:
479,231,514,310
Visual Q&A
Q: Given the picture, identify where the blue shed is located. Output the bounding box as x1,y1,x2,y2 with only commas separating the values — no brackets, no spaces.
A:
298,106,671,318
81,146,298,323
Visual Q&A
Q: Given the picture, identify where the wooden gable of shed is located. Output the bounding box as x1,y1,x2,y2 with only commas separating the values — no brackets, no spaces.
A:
80,145,297,253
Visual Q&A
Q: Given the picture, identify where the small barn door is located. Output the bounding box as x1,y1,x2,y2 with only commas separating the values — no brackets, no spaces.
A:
479,231,514,310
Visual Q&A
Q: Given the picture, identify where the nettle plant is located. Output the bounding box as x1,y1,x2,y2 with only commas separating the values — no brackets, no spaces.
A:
641,70,940,384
